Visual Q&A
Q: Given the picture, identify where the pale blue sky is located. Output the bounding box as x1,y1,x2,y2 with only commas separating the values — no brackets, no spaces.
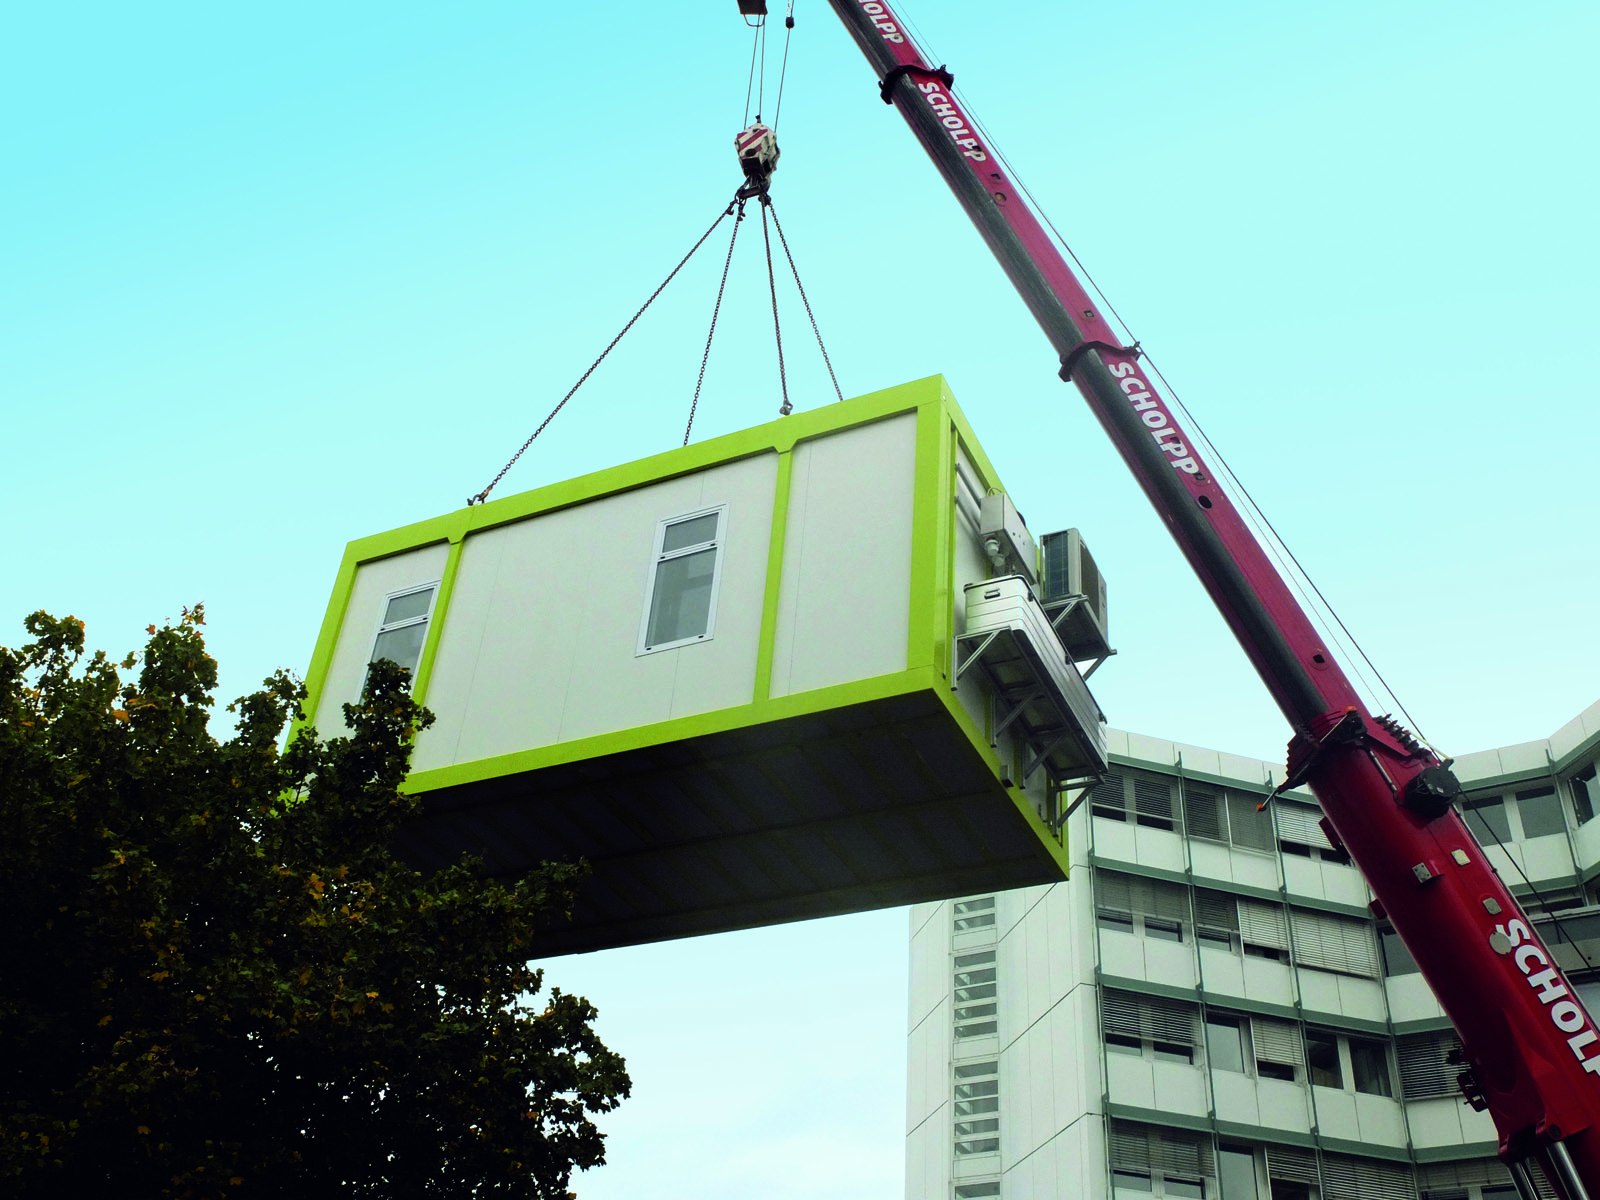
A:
4,2,1596,1196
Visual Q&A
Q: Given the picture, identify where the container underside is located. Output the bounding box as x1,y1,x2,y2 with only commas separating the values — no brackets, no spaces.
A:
394,689,1068,954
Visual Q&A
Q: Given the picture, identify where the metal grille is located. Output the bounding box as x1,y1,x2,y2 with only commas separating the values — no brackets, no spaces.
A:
1102,989,1200,1046
953,1060,1000,1157
1396,1031,1462,1100
1290,908,1379,977
1096,870,1189,923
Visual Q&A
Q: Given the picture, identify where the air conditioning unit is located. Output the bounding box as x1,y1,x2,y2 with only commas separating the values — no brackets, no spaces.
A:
1039,528,1110,661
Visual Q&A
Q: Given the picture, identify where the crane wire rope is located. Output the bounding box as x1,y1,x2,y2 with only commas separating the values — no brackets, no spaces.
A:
468,201,736,507
772,1,797,131
742,16,763,125
766,199,844,404
684,200,748,446
759,202,792,419
955,91,1432,749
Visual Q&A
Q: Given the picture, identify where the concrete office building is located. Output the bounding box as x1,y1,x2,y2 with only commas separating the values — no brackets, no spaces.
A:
906,702,1600,1200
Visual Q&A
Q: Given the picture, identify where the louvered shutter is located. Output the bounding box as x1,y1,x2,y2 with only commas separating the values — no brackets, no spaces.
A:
1194,889,1240,935
1276,800,1334,850
1098,871,1189,923
1321,1154,1415,1200
1153,1126,1214,1180
1093,771,1127,817
1227,792,1275,851
1134,774,1179,831
1266,1146,1319,1185
1238,899,1289,950
1102,989,1199,1046
1109,1121,1152,1171
1291,909,1379,977
1252,1016,1304,1067
1185,784,1225,842
1397,1032,1461,1100
1419,1160,1511,1194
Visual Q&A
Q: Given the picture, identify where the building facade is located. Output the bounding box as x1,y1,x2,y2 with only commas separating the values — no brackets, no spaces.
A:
906,701,1600,1200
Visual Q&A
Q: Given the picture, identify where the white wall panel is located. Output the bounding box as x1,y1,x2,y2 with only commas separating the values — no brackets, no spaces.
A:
768,414,915,697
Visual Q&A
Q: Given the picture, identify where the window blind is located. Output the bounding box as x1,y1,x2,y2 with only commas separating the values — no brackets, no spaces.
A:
1276,800,1334,850
1227,792,1275,851
1109,1121,1213,1179
1291,908,1379,977
1096,871,1189,924
1238,899,1289,950
1266,1146,1319,1185
1185,784,1226,842
1322,1153,1415,1200
1194,889,1240,935
1093,771,1127,816
1102,989,1200,1046
1397,1031,1462,1100
1134,775,1179,830
1251,1016,1304,1067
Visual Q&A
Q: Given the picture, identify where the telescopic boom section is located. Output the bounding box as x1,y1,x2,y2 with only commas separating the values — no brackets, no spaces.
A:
820,2,1600,1193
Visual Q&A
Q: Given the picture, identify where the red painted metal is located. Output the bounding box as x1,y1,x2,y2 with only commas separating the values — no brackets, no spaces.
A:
820,1,1600,1192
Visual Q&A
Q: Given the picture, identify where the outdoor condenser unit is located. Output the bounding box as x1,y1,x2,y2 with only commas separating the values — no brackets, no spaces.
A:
1040,527,1111,662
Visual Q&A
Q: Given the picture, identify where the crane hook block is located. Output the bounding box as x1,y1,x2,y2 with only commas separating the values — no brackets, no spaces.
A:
737,0,768,14
735,122,780,196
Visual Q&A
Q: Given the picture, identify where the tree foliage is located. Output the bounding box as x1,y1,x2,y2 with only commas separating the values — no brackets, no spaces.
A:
0,608,628,1197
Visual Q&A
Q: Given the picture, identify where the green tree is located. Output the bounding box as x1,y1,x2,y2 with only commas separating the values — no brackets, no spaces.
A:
0,608,628,1197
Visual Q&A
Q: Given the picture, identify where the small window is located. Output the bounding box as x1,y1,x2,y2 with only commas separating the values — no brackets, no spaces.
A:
1115,1172,1156,1193
1099,911,1136,935
1462,796,1511,844
1206,1016,1246,1074
1145,917,1184,944
1572,764,1597,825
639,507,726,653
1153,1041,1194,1065
1379,926,1420,976
1107,1033,1144,1056
1166,1180,1205,1200
1306,1031,1342,1088
1349,1038,1393,1097
1517,787,1567,838
955,896,997,932
956,1186,1001,1200
367,584,438,687
1219,1147,1258,1200
1257,1060,1295,1082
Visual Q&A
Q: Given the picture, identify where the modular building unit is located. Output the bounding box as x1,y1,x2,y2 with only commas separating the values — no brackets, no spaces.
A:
300,376,1106,953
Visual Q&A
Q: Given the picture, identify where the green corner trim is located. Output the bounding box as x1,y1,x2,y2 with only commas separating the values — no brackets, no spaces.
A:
751,449,795,702
403,667,944,795
905,390,948,673
297,545,363,734
411,537,464,708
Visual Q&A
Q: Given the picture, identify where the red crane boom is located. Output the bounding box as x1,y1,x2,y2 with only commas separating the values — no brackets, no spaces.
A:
819,3,1600,1196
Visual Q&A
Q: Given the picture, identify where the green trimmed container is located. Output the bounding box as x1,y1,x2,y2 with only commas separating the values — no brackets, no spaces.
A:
302,376,1098,953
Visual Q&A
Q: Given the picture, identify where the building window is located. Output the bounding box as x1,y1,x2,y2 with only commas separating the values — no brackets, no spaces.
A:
1348,1038,1394,1097
955,950,998,1039
1250,1015,1303,1082
1570,763,1597,826
1093,769,1183,832
955,1185,1001,1200
1462,782,1571,845
1206,1015,1247,1074
1096,870,1190,943
1218,1146,1259,1200
1110,1121,1214,1200
638,506,726,654
954,1060,1000,1157
1102,989,1200,1066
1378,924,1419,976
1421,1158,1558,1200
1396,1030,1464,1100
1306,1029,1342,1088
1195,889,1240,952
1289,907,1379,978
1275,800,1351,865
955,896,997,932
367,584,438,686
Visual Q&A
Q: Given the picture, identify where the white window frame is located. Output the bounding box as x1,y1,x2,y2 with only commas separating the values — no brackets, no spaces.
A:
637,504,728,656
365,581,441,691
